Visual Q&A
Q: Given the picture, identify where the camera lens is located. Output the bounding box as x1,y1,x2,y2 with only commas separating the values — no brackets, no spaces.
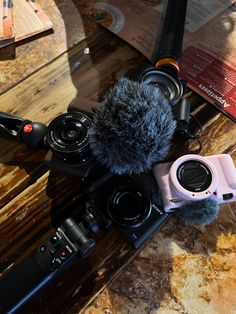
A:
59,123,83,143
46,112,92,162
177,160,212,192
107,186,151,227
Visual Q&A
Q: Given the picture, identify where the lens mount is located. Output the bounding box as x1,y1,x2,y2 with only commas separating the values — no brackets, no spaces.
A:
46,112,92,162
107,185,152,228
141,69,183,101
169,154,218,200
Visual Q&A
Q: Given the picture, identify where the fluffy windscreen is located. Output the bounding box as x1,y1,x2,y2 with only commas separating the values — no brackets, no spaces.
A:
175,199,220,225
89,77,176,175
128,173,163,205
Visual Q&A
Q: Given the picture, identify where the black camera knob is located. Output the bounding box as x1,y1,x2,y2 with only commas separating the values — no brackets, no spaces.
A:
78,238,97,258
60,218,96,258
19,121,47,149
0,112,47,149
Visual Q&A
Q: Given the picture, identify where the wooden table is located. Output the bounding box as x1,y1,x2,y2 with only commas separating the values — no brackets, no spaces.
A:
0,1,236,314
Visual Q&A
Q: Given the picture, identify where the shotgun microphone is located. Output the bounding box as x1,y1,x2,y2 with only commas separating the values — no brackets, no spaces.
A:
89,77,176,175
89,0,188,175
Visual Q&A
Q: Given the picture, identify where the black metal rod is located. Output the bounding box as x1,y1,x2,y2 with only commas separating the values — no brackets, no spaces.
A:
154,0,188,62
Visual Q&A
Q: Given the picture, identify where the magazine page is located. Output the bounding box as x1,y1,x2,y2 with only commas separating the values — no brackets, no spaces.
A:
0,0,14,46
79,0,236,122
0,0,53,49
14,0,53,41
79,0,166,61
180,1,236,122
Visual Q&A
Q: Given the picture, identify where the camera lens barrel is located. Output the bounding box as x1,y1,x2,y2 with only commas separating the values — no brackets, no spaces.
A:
46,112,92,163
177,160,212,192
169,154,218,200
141,69,183,101
107,186,152,228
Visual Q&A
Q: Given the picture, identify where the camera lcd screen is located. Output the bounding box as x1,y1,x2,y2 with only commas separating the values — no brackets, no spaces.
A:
177,160,212,192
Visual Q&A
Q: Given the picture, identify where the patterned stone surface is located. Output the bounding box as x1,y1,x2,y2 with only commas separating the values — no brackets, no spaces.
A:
82,202,236,314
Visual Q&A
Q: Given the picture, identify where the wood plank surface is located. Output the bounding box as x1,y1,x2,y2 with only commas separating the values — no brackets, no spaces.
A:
0,18,152,313
0,1,235,314
0,0,99,93
0,28,147,209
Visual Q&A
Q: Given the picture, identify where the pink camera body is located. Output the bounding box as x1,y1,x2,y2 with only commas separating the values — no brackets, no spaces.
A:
153,154,236,212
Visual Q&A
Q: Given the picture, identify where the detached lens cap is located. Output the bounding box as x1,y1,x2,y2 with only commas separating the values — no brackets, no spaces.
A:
107,186,151,228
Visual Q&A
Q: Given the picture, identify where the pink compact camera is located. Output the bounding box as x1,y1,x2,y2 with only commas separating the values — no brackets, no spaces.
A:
153,154,236,212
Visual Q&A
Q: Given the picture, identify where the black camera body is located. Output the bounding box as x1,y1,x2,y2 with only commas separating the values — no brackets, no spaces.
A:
84,171,169,249
51,98,169,248
44,97,169,249
0,98,169,250
0,217,97,314
0,99,99,179
0,100,169,313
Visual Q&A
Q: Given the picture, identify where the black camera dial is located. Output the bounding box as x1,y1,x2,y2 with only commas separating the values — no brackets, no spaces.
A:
107,185,152,228
46,112,92,163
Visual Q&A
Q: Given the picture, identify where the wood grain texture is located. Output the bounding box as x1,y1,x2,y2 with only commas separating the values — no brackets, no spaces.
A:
0,0,99,93
0,27,147,209
0,12,150,314
82,203,236,314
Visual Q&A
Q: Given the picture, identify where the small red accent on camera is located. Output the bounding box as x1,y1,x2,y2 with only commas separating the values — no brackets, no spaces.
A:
23,124,33,133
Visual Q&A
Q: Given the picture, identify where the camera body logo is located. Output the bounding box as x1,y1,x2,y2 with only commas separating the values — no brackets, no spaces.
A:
152,204,164,214
169,198,183,204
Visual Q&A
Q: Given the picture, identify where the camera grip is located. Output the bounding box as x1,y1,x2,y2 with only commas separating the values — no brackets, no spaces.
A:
0,111,47,148
0,253,56,314
0,112,26,141
0,219,96,314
